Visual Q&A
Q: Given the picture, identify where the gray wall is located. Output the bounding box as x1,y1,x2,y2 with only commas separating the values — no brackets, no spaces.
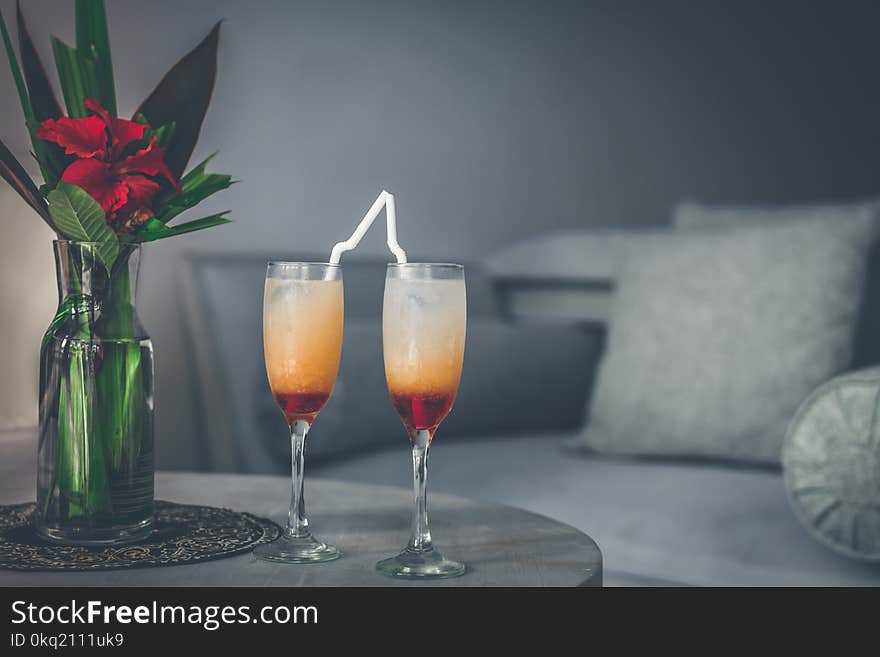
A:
2,0,879,468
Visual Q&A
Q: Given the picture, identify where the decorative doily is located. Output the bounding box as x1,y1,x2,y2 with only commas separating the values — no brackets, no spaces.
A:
0,500,282,570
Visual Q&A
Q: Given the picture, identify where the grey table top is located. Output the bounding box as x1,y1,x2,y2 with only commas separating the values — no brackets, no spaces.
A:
0,429,601,587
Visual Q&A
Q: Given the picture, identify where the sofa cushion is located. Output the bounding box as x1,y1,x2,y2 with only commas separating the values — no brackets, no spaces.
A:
674,198,880,368
577,213,878,465
485,229,653,324
312,433,880,586
485,229,635,282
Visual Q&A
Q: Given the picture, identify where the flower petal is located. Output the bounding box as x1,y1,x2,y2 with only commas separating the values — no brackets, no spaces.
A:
112,175,162,235
61,158,128,216
111,120,148,155
121,174,161,209
114,139,180,191
36,115,108,158
84,98,147,156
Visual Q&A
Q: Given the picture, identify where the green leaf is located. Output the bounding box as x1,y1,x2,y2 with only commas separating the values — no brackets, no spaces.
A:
0,137,54,228
98,340,143,471
154,152,234,223
0,7,34,128
0,6,54,183
96,266,142,471
132,114,176,150
57,343,111,517
178,151,222,190
128,213,231,242
16,2,67,185
134,22,221,178
75,0,116,116
157,174,234,224
147,121,176,149
51,37,100,118
16,2,62,122
47,182,118,268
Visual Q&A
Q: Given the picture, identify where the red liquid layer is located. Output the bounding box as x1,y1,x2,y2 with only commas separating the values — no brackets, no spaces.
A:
274,391,330,423
390,390,456,433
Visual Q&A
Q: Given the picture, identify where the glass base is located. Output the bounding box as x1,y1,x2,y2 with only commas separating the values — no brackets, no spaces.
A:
253,532,340,564
33,516,154,547
376,545,466,579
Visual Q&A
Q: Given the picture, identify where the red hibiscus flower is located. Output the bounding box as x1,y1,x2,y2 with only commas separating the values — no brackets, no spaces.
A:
37,98,180,233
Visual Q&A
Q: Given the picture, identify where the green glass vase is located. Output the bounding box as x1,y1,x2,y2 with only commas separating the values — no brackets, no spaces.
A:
35,240,154,545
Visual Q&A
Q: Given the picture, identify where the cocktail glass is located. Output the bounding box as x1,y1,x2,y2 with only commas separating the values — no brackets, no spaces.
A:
254,262,343,563
376,263,467,578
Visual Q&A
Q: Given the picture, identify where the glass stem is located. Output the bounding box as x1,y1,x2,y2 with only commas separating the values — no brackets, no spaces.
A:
288,419,311,538
408,429,433,552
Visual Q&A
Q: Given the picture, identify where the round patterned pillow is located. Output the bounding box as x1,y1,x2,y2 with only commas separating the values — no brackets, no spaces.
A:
783,368,880,561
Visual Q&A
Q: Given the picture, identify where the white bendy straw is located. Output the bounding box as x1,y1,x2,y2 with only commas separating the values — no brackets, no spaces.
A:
329,190,408,265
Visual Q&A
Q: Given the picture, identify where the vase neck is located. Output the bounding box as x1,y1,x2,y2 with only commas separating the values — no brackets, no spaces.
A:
53,241,141,304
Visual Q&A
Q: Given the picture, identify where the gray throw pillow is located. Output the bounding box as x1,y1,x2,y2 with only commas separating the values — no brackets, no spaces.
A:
579,213,878,465
675,198,880,369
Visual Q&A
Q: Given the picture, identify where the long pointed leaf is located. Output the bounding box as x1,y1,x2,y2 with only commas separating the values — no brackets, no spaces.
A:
96,265,138,471
152,151,233,220
134,22,221,178
157,177,234,224
132,114,176,150
47,181,118,268
17,2,62,121
0,7,54,183
129,213,230,242
75,0,115,115
149,122,175,149
59,342,111,516
0,7,33,126
16,1,67,185
52,37,99,118
0,137,54,228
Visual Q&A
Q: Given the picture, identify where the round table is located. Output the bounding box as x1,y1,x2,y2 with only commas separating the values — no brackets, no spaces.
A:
0,471,602,587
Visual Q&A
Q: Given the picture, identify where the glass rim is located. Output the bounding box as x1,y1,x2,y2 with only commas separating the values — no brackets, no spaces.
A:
266,261,340,268
386,262,463,269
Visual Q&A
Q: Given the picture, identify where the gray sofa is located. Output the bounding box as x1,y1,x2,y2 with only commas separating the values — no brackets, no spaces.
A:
181,246,880,586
